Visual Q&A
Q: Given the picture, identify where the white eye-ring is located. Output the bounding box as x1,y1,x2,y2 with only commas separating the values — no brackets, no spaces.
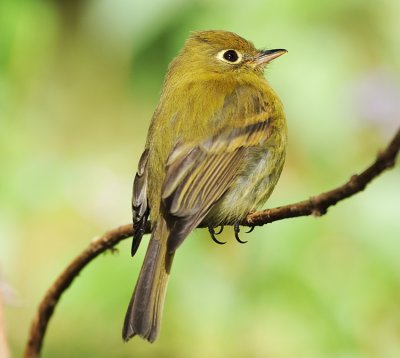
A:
216,49,243,64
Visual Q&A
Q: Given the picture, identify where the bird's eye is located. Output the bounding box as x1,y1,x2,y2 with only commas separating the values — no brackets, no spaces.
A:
223,50,238,62
217,49,242,64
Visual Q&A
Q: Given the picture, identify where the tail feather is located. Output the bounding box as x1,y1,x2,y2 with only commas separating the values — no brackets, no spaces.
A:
122,218,174,342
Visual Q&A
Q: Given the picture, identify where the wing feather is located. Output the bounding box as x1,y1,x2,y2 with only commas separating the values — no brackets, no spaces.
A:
162,117,272,253
131,149,150,256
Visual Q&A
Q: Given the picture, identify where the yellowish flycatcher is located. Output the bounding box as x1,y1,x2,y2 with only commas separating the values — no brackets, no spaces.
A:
123,30,287,342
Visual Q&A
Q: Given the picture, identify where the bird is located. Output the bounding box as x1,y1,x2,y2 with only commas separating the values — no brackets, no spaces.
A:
122,30,287,343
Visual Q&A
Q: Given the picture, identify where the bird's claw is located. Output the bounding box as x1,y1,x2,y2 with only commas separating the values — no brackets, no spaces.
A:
214,225,224,235
245,226,255,234
209,223,253,244
208,226,226,245
234,222,248,244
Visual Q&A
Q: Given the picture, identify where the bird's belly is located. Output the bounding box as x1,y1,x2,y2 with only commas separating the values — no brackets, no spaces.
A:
203,145,285,226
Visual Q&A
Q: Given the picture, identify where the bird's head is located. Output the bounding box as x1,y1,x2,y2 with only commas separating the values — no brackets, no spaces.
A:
171,30,287,80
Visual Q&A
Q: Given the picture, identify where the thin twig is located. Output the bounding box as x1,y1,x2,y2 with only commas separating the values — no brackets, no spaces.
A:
244,128,400,226
24,128,400,358
24,225,133,358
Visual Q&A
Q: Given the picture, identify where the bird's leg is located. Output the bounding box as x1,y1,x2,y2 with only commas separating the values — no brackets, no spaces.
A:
234,222,248,244
244,210,255,234
208,225,226,245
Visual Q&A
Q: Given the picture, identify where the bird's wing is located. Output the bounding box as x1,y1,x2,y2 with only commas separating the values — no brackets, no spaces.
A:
131,149,150,256
162,115,273,253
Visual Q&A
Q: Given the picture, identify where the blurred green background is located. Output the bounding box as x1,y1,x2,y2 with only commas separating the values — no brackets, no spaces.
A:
1,0,399,357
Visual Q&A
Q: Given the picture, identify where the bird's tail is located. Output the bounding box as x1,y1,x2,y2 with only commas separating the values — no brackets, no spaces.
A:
122,217,174,343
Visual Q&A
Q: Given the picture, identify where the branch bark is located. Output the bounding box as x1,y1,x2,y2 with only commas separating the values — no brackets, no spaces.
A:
244,128,400,226
24,128,400,358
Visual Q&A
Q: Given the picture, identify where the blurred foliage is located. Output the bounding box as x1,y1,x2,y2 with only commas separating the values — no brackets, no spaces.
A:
1,0,399,357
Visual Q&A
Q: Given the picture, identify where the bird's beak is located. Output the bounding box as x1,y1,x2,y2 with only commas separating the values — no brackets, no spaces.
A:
254,49,287,65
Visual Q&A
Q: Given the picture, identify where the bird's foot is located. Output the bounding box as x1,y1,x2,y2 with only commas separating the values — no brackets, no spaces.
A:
234,222,248,244
208,225,226,245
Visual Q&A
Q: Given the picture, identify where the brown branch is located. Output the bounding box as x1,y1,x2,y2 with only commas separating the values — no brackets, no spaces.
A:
244,127,400,226
24,225,133,358
24,128,400,358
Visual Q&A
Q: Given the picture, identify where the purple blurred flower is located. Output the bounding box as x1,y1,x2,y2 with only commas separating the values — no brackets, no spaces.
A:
351,69,400,132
